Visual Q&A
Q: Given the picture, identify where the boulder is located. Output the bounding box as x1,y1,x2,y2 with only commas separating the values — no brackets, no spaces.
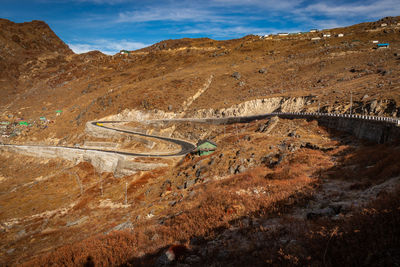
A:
231,72,241,80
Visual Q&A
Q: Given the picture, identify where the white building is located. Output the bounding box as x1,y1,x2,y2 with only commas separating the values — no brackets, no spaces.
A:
337,33,344,37
310,29,318,33
278,33,289,36
311,37,321,40
381,23,387,27
372,40,379,44
323,33,331,37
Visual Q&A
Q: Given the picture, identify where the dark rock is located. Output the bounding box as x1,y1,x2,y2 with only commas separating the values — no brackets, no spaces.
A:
142,99,150,109
155,253,173,267
256,120,274,133
231,72,241,80
237,165,246,173
261,152,274,163
306,207,336,219
377,69,387,76
195,168,201,178
301,142,320,150
329,204,342,214
185,255,202,265
276,153,286,166
258,68,266,74
190,236,203,246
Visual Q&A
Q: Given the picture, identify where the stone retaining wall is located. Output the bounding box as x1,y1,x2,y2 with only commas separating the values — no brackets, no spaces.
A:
150,112,400,143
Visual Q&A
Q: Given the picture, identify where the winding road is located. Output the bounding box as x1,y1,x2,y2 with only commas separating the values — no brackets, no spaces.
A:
1,112,400,159
90,121,196,157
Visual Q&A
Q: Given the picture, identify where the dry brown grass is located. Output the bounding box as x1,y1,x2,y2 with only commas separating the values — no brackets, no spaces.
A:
19,140,400,266
24,147,327,266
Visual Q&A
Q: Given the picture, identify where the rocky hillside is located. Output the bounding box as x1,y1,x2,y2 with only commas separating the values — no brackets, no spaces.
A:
1,16,400,266
0,16,400,146
0,19,72,98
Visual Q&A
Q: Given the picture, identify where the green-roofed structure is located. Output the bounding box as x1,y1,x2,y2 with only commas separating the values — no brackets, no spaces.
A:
193,139,217,156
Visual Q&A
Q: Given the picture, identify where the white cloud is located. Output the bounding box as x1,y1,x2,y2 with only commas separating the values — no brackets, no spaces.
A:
68,39,148,55
52,0,400,52
301,0,400,19
211,0,303,10
71,0,130,4
116,6,223,23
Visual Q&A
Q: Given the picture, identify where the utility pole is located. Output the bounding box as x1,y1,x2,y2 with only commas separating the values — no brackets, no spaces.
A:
99,174,103,197
235,124,239,144
125,182,128,205
223,121,226,136
350,90,353,115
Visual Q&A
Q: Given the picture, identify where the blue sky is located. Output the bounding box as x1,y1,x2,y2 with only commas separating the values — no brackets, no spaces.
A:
1,0,399,54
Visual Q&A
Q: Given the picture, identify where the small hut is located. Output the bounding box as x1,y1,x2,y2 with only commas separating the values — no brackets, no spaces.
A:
377,43,389,48
193,139,217,156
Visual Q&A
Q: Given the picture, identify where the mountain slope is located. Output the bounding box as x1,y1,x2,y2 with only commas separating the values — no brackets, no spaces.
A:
0,19,73,98
0,17,400,145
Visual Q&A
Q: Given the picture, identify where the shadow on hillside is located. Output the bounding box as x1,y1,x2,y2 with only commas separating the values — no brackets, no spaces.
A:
121,127,400,266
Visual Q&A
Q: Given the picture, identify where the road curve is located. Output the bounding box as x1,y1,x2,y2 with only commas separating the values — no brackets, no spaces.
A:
0,121,196,158
90,121,196,157
1,112,399,158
